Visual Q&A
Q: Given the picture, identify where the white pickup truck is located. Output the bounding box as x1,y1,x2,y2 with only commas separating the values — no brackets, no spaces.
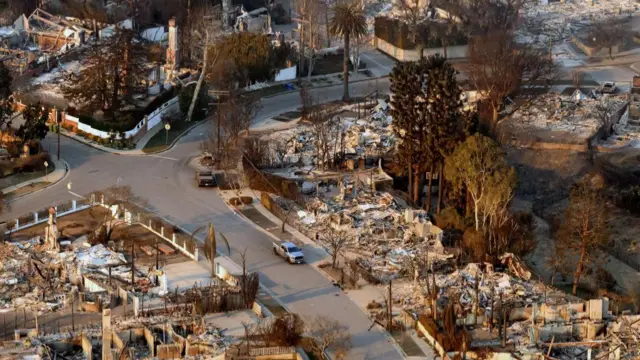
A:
273,241,305,264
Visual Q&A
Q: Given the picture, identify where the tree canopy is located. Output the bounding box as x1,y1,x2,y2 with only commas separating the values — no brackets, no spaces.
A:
0,62,14,132
208,32,294,87
390,55,474,205
445,134,516,232
63,29,149,118
556,176,609,295
17,103,49,143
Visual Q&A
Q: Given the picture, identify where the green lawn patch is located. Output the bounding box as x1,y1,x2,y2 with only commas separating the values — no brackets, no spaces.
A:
142,119,203,153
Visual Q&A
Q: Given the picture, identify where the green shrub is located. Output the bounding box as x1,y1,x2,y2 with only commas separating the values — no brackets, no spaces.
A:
75,86,180,133
616,185,640,214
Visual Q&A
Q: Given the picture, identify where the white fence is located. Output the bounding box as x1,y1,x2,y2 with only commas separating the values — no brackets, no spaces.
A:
6,198,93,233
4,193,199,263
68,96,179,140
77,121,111,138
146,96,179,130
137,218,199,261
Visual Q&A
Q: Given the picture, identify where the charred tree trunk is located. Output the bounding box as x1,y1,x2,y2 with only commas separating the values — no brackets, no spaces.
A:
342,32,351,102
437,162,444,213
572,245,587,296
407,163,413,202
413,167,420,205
426,163,434,212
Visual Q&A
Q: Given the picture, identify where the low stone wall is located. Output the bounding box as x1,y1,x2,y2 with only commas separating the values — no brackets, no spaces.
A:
571,34,620,58
374,36,468,61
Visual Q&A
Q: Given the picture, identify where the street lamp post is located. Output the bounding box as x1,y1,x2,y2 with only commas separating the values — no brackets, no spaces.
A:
164,123,171,146
55,107,60,161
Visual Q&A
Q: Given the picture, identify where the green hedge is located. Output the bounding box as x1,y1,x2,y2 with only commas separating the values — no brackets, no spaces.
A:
78,115,139,133
74,86,180,133
374,16,468,50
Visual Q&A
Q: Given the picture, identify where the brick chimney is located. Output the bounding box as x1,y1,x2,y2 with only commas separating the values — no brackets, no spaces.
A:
166,17,179,77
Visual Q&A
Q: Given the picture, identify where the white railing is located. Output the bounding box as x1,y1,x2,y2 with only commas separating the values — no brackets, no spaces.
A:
136,218,199,262
7,200,92,233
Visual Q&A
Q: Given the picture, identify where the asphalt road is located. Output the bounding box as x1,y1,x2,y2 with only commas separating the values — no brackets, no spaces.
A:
1,78,402,360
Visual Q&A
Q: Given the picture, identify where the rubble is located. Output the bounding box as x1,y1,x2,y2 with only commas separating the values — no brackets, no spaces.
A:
262,99,395,168
522,0,637,33
502,91,628,142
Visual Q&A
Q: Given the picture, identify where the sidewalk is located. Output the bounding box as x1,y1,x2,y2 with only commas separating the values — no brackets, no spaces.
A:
2,157,68,199
217,188,330,265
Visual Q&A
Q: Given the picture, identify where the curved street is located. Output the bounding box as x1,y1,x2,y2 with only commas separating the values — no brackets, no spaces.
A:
1,79,403,360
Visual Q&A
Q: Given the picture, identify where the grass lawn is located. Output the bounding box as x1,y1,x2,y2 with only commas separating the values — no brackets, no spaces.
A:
142,119,203,153
0,161,55,190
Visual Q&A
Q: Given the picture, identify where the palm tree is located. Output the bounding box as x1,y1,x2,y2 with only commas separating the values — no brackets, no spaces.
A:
329,1,368,102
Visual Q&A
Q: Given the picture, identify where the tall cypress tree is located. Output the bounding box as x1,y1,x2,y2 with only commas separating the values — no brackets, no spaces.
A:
420,55,474,212
391,55,474,211
390,61,422,201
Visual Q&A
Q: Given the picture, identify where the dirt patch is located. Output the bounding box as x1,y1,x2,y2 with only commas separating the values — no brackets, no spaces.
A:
606,208,640,267
111,224,189,267
7,207,109,242
317,263,359,290
506,147,591,213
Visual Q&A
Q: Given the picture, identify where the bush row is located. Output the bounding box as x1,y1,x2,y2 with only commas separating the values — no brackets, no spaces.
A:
0,152,51,178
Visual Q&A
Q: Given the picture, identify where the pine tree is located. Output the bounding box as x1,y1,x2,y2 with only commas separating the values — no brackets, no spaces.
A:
419,55,475,212
391,55,473,209
390,61,421,201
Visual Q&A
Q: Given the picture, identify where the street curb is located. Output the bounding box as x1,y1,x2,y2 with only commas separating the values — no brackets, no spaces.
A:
261,75,389,99
4,159,70,203
140,120,206,155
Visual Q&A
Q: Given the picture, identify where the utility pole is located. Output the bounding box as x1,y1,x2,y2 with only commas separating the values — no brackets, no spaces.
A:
208,90,230,157
293,18,306,83
131,241,135,285
55,106,60,161
71,296,75,332
155,238,160,286
387,279,392,333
